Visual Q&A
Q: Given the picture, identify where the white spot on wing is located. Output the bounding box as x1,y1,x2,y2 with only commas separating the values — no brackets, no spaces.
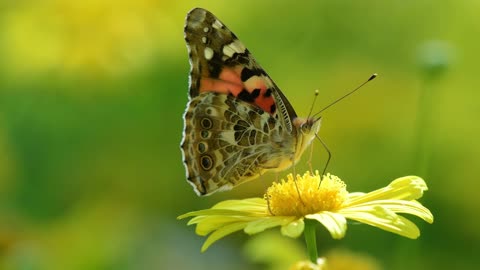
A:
223,45,236,57
204,47,214,60
212,20,223,30
223,39,246,58
203,27,209,32
230,39,246,53
201,36,207,43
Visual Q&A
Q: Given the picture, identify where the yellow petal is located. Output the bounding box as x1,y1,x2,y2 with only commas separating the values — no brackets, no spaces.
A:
195,216,255,236
213,198,267,213
344,176,427,206
245,216,297,235
306,212,347,239
389,176,428,200
344,200,433,224
281,218,305,238
201,222,249,252
178,209,255,220
340,206,421,239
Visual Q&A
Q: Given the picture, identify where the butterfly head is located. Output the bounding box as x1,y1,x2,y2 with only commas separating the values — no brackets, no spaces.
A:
293,117,322,160
298,117,321,135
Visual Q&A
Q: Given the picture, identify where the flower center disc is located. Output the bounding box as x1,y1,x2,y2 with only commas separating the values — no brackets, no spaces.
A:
266,172,347,217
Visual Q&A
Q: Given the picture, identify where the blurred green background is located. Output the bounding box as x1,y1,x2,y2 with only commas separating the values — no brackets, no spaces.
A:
0,0,478,269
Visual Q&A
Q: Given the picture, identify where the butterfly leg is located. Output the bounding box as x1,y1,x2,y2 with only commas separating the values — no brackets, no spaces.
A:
315,134,331,181
262,173,275,215
266,193,275,216
307,138,315,174
290,155,306,205
292,158,296,177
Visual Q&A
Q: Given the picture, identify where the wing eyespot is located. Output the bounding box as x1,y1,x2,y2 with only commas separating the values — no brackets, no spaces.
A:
200,130,211,139
197,142,208,153
201,117,213,129
200,155,214,171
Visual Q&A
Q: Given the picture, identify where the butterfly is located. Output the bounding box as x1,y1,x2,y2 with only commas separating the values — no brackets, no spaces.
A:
181,8,321,196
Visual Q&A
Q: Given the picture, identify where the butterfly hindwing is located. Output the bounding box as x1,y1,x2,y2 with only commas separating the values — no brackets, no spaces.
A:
182,92,291,195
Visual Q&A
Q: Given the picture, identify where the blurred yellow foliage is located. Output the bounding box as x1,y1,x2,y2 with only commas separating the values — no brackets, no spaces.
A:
0,0,179,78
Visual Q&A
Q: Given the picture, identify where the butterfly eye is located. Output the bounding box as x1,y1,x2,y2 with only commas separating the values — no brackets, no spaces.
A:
300,123,312,134
300,124,306,133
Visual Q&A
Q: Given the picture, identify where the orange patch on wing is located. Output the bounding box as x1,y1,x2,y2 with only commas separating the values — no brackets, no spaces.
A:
199,65,276,115
199,66,243,95
219,66,243,86
253,90,275,114
244,76,275,114
199,78,242,94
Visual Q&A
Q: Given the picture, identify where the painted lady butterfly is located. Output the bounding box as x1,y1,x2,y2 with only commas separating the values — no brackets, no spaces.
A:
181,8,321,195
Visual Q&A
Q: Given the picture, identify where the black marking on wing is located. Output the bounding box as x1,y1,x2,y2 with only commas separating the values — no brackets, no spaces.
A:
238,89,255,102
240,67,267,82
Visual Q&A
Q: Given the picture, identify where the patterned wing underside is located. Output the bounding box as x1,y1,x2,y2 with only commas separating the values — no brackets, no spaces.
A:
181,8,304,195
184,7,297,132
181,92,295,195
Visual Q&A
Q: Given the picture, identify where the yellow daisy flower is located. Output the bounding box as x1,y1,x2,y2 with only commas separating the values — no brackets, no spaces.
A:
178,172,433,252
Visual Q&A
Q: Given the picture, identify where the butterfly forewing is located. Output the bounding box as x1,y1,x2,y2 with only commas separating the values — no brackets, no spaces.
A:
184,8,297,123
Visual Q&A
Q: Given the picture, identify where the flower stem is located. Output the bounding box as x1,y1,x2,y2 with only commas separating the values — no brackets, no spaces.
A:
304,219,318,263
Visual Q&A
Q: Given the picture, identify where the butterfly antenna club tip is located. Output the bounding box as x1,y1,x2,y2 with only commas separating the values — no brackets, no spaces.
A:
307,90,320,119
312,73,378,117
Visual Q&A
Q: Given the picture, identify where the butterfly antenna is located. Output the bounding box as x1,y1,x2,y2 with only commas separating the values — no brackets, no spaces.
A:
307,90,320,119
312,73,377,119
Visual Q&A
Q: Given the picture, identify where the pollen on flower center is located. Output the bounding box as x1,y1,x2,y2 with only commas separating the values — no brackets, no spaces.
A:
265,172,348,217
